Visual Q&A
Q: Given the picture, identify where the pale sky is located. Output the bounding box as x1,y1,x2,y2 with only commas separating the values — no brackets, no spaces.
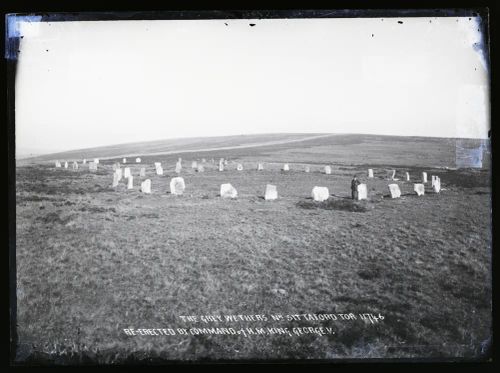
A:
14,17,490,155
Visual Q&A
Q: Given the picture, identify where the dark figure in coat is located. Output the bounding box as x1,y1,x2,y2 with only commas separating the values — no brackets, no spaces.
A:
351,176,361,200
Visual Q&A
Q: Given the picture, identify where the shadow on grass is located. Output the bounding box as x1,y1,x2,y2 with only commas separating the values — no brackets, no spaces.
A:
296,198,369,212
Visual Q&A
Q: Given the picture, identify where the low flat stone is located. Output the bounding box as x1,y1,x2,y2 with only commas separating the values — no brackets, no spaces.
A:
220,183,237,198
312,186,329,201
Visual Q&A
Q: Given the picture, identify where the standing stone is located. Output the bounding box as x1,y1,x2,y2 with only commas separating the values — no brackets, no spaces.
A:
264,184,278,200
197,164,204,172
178,157,182,163
414,183,425,196
127,176,134,190
156,166,163,176
218,162,224,172
136,158,141,163
312,186,329,201
390,170,396,180
220,183,237,199
388,184,401,198
116,168,123,181
170,177,186,195
154,162,161,168
82,159,87,165
141,179,151,194
94,158,99,164
224,160,228,166
406,172,410,181
55,161,61,168
112,172,120,187
140,168,146,177
175,162,182,173
368,169,374,178
422,172,428,183
124,167,131,178
282,164,290,171
191,161,197,169
305,166,310,173
236,164,243,171
123,158,127,164
89,162,97,171
324,166,331,175
357,184,368,200
64,162,68,169
72,161,78,170
112,162,120,171
431,175,437,187
433,177,441,193
257,163,264,171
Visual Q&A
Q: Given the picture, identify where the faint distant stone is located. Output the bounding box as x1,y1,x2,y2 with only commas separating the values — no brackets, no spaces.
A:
220,183,237,198
116,168,123,181
136,158,141,163
357,184,367,200
175,162,182,173
141,179,151,194
324,166,331,175
123,158,127,164
112,162,120,171
156,166,163,175
433,177,441,193
191,161,197,169
89,162,97,171
154,162,161,168
178,157,182,163
94,158,99,164
197,164,204,172
82,159,86,164
202,158,206,163
368,169,374,178
124,167,131,178
422,172,428,183
265,184,278,200
140,168,146,177
282,164,289,171
406,172,410,181
112,172,120,187
55,161,61,168
72,161,78,170
64,161,68,169
170,177,186,195
431,175,437,187
388,184,401,198
305,166,310,173
312,186,329,201
257,163,264,171
218,162,224,171
236,164,243,171
127,175,134,189
414,183,425,196
224,160,228,165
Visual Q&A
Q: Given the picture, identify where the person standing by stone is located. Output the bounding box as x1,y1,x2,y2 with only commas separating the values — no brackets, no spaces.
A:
351,175,361,200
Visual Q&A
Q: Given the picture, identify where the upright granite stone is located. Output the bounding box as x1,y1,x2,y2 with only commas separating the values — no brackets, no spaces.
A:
312,186,329,201
422,172,428,183
265,184,278,200
89,162,97,171
170,177,186,195
136,158,141,163
94,158,99,164
414,183,425,196
324,166,331,175
224,160,228,166
175,162,182,173
191,161,197,169
305,166,310,173
72,162,78,170
141,179,151,194
218,162,224,171
156,166,163,176
116,168,123,181
282,164,289,171
82,159,86,164
124,167,131,178
388,184,401,198
55,161,61,168
112,172,120,187
127,175,134,190
390,170,396,180
154,162,161,168
220,183,237,199
197,164,204,172
257,163,264,171
236,164,243,171
368,169,374,178
64,162,68,169
357,184,368,200
406,172,410,181
123,158,127,164
433,177,441,193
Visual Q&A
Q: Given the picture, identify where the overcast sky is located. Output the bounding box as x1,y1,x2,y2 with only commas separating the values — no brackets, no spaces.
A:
14,17,489,155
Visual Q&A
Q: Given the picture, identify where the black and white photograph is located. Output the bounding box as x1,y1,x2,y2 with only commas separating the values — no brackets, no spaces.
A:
9,8,492,364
